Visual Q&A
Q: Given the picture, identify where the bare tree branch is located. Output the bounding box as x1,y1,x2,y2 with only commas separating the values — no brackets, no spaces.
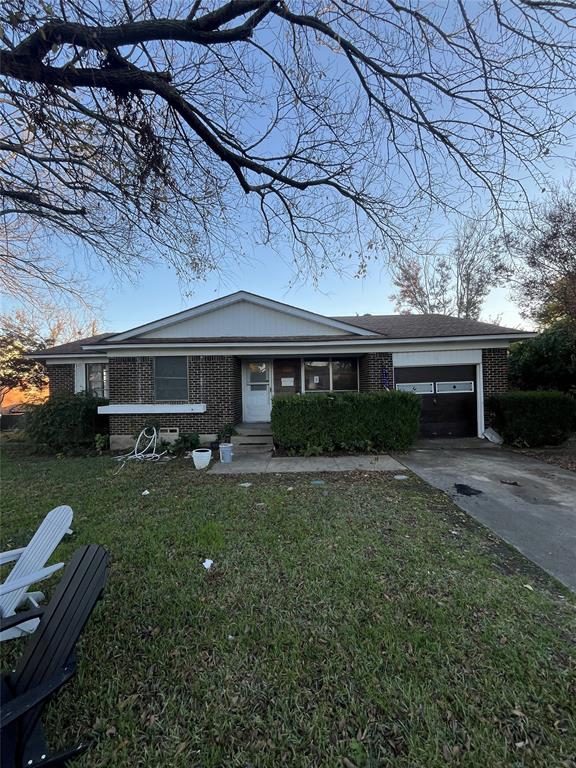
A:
1,0,574,301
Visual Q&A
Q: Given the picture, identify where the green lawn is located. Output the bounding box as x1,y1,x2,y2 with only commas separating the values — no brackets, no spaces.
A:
1,444,575,768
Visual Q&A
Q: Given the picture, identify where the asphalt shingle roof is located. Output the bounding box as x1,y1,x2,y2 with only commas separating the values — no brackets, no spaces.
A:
331,313,530,338
30,313,531,357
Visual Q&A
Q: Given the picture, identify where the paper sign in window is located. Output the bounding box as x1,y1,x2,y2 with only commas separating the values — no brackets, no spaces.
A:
281,377,294,386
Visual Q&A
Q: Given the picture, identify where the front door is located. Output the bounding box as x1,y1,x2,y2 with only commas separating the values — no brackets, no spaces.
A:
243,361,272,422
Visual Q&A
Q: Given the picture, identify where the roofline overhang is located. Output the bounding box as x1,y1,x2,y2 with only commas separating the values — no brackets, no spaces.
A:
86,332,536,352
27,352,108,361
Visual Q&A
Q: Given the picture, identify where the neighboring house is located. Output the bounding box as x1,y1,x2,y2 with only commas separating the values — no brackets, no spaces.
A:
30,291,534,449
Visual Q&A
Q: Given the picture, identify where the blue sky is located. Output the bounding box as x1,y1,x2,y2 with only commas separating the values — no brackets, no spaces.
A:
97,242,525,334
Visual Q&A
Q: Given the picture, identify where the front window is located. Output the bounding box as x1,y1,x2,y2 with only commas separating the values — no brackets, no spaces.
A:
304,360,330,391
303,358,358,392
85,363,109,398
331,358,358,391
154,356,188,401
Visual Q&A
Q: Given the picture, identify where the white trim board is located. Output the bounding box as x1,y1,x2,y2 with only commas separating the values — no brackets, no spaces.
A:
90,337,523,357
393,349,482,367
98,404,207,415
45,356,108,364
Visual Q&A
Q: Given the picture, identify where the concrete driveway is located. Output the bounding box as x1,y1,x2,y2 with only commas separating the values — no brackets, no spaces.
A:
398,440,576,592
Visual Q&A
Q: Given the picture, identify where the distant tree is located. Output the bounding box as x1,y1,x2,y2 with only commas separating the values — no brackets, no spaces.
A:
1,1,575,298
508,321,576,393
506,189,576,326
0,329,47,406
0,306,99,405
389,221,509,319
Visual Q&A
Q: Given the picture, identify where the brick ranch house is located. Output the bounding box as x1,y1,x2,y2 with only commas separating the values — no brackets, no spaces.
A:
31,291,534,449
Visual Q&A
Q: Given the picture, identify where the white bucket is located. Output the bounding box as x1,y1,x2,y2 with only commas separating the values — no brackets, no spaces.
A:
192,448,212,469
219,443,234,463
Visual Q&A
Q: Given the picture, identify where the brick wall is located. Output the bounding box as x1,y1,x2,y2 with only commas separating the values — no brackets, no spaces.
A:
108,354,242,440
358,353,394,391
47,364,75,397
109,357,154,403
482,347,509,426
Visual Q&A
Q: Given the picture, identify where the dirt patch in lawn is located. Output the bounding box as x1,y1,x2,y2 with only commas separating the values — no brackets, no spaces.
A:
514,435,576,473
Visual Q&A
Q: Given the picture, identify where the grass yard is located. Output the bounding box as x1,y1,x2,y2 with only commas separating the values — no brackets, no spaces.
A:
1,444,575,768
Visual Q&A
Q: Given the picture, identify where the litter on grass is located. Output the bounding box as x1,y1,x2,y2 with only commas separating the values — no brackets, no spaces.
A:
141,489,150,496
115,426,167,472
523,584,534,591
394,474,409,480
238,482,253,488
202,559,213,570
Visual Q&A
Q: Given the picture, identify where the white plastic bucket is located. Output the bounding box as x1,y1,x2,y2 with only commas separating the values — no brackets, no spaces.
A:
219,443,234,463
192,448,212,469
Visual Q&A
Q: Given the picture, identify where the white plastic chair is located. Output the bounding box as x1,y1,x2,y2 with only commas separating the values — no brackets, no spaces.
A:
0,505,73,641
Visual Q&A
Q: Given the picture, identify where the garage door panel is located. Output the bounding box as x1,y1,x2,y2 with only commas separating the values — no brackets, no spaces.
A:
395,365,477,438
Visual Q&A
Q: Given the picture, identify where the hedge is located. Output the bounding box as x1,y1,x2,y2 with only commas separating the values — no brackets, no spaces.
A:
490,390,575,447
25,392,109,453
271,391,421,453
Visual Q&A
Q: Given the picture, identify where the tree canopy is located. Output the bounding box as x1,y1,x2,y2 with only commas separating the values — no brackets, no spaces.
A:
0,306,99,405
509,321,576,392
389,221,509,319
506,187,576,326
2,1,575,299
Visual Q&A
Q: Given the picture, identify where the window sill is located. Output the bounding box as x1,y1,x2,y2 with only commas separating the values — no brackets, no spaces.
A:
97,404,207,415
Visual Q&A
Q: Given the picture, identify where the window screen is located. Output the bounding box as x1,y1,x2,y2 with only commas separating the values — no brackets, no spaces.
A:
396,382,434,394
85,363,109,398
154,356,188,400
436,381,474,394
331,359,358,391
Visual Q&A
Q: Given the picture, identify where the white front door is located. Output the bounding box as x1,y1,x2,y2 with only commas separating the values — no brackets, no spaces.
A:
243,361,272,422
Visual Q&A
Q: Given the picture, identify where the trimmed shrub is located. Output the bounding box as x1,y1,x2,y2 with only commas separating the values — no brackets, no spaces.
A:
490,390,575,447
271,391,421,454
25,392,109,453
508,321,576,393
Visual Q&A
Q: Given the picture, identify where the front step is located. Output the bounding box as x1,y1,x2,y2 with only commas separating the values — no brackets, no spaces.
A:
231,435,274,452
233,444,274,453
235,422,272,437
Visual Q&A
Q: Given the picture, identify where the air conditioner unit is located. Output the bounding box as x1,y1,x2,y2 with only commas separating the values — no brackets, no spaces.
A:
158,427,179,444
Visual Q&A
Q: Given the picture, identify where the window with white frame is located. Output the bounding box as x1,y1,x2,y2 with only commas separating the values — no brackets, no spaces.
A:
154,356,188,401
85,363,109,398
396,382,434,394
435,381,475,394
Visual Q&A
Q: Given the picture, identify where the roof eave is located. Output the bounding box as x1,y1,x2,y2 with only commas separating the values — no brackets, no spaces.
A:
87,331,536,351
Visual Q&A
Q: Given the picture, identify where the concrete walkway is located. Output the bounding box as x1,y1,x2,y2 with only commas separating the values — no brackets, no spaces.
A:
209,452,404,474
398,440,576,592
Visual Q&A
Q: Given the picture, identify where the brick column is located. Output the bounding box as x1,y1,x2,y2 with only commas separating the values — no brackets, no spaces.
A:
358,352,394,391
482,348,508,426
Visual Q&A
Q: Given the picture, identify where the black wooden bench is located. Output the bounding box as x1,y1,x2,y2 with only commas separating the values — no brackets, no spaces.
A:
1,544,109,768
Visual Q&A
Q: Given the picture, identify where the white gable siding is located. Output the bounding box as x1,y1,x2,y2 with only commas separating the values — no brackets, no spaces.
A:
142,300,347,339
